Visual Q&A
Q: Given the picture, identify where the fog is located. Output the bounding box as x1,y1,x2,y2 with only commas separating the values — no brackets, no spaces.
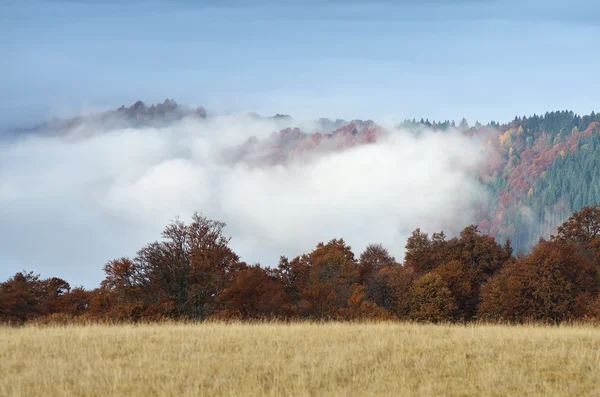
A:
0,115,486,287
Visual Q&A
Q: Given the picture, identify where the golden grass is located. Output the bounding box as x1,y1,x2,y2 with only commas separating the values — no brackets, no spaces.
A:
1,322,600,397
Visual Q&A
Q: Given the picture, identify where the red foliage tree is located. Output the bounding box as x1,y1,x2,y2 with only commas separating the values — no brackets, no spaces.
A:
0,272,76,323
296,239,360,319
479,239,599,323
218,265,293,319
96,213,242,321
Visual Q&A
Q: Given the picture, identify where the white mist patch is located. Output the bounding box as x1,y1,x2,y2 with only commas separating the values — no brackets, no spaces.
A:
0,116,486,287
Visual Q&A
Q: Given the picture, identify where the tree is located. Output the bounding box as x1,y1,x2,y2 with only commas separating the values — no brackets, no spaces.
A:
99,213,242,320
339,284,393,320
403,225,510,321
479,239,599,323
553,205,600,246
445,225,510,319
432,260,472,321
0,272,42,323
38,277,73,315
358,244,396,283
276,255,310,311
218,265,292,319
0,272,74,323
295,239,361,319
358,244,396,303
409,273,457,323
99,257,149,320
453,225,507,276
55,287,91,317
375,264,416,318
404,229,435,274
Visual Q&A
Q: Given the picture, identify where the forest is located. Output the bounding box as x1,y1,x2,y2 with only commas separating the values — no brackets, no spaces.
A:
236,109,600,254
4,105,600,325
3,205,600,325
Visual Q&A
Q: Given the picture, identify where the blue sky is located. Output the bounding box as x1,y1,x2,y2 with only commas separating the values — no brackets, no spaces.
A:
2,0,600,129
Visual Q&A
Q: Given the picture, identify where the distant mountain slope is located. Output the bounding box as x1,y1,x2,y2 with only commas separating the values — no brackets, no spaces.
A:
10,100,600,252
11,99,207,135
229,110,600,252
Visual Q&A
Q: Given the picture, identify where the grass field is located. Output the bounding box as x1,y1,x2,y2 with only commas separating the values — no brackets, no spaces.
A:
1,322,600,397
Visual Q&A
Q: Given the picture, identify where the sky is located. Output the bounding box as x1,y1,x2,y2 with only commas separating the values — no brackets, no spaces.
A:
1,0,600,288
2,0,600,130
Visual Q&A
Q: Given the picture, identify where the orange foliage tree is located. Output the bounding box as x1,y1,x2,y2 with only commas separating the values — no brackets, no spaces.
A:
479,238,599,323
96,213,242,320
0,272,83,324
8,206,600,325
408,273,457,322
217,265,293,319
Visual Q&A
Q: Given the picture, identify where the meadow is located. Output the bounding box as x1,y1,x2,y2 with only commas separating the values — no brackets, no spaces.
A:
1,322,599,397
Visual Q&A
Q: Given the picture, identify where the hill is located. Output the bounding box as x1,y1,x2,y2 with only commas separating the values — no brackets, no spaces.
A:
10,99,207,136
475,111,600,251
9,101,600,252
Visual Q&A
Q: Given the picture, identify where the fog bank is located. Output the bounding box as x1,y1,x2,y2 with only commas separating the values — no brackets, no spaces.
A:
0,115,486,287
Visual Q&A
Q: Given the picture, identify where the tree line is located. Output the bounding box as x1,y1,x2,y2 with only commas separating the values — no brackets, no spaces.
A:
3,206,600,325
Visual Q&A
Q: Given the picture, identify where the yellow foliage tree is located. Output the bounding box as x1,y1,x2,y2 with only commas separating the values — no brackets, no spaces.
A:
499,129,514,146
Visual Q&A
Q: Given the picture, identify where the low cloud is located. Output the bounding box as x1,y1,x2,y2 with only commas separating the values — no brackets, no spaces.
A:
0,115,486,287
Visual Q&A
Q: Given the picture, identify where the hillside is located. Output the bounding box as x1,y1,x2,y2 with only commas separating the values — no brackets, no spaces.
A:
228,109,600,252
475,111,600,251
234,110,600,252
10,99,207,136
10,101,600,252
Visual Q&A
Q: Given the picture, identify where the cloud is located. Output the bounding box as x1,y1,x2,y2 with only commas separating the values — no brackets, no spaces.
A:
0,115,486,287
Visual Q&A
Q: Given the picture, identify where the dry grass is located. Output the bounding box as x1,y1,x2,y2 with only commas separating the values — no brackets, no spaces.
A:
1,322,600,397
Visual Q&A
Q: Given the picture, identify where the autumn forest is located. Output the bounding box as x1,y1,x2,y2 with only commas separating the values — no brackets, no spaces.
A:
3,205,600,325
3,104,600,325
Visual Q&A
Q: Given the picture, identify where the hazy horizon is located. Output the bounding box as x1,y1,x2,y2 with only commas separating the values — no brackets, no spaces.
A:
3,0,600,130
